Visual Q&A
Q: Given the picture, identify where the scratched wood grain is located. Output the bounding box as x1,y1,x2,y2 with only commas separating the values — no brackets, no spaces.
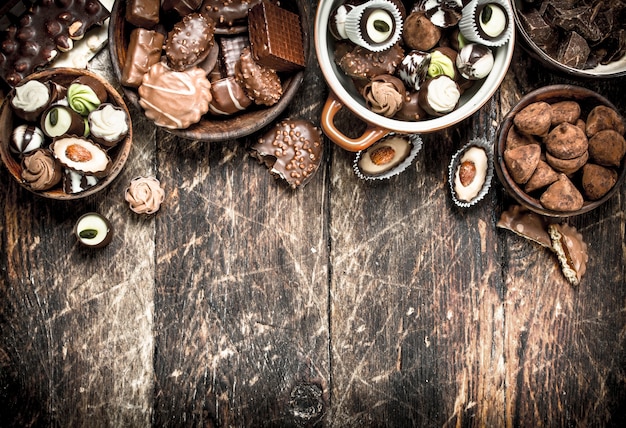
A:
1,9,626,428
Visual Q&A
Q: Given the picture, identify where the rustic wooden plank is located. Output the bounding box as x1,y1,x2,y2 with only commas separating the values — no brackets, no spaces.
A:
0,49,156,426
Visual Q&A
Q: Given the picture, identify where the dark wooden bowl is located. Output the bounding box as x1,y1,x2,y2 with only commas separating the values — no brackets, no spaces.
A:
495,85,626,218
0,68,133,200
108,0,310,142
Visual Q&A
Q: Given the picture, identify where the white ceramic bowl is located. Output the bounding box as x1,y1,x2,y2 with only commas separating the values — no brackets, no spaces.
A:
315,0,515,151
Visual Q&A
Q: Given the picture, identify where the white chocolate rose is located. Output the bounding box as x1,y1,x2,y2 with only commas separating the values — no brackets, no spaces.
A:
125,176,165,215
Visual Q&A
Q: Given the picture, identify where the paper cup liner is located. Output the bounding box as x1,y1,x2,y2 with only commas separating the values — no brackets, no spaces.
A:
344,0,403,52
459,0,513,47
353,133,422,181
448,137,494,207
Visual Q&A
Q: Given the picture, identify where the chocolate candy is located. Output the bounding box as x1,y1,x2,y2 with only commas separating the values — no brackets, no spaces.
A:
121,28,166,88
201,0,262,31
248,0,305,72
456,43,494,80
74,212,113,248
219,34,249,77
63,168,99,194
251,119,324,189
162,0,203,17
208,76,252,115
40,104,86,138
10,124,45,155
21,148,62,191
165,13,216,71
234,47,282,106
125,0,160,29
0,0,110,86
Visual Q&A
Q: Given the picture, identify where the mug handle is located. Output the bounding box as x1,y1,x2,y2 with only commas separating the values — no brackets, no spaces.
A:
321,91,390,152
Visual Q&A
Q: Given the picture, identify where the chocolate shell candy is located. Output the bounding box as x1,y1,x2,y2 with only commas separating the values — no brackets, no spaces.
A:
448,138,493,207
10,124,45,156
40,104,87,138
165,13,216,71
208,77,252,115
417,75,460,117
74,212,113,249
343,0,404,52
87,103,130,148
50,136,111,178
353,133,422,181
496,205,552,248
361,74,405,118
329,4,354,40
10,79,60,122
458,0,513,47
63,168,99,194
67,75,109,116
251,119,324,189
234,47,282,107
20,148,63,191
121,28,166,88
456,43,494,80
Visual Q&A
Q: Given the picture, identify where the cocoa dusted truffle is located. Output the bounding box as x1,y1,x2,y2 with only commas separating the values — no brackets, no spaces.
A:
586,105,626,137
513,101,552,136
581,163,618,201
503,143,541,185
539,174,584,212
587,129,626,167
251,119,324,189
402,11,441,51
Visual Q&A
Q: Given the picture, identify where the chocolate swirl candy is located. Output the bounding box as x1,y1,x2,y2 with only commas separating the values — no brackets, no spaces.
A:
88,103,130,148
21,148,62,191
125,176,165,215
361,74,405,118
10,79,57,122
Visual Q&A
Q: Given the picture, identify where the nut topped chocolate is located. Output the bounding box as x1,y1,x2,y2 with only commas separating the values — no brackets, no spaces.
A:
251,119,324,189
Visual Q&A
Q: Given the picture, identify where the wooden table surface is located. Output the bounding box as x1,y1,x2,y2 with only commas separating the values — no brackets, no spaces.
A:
1,3,625,427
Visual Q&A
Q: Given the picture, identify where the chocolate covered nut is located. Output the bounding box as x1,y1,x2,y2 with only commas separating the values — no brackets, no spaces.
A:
587,129,626,167
585,105,625,137
126,0,160,28
581,163,618,200
524,160,559,193
513,101,552,136
540,174,584,212
138,62,212,129
544,122,588,160
248,0,305,72
550,100,581,125
337,43,404,80
165,13,215,71
121,28,165,88
251,119,324,189
403,11,441,51
503,143,541,184
235,47,282,106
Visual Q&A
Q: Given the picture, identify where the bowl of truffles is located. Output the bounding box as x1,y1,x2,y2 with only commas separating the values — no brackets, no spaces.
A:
315,0,515,152
513,0,626,78
495,84,626,217
0,68,132,200
108,0,310,142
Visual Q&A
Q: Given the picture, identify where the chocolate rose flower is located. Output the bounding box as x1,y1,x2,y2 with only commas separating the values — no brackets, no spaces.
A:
21,149,62,191
362,74,405,117
125,176,165,214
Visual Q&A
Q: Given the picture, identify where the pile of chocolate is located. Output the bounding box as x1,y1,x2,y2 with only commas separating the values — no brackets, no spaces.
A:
503,98,625,212
518,0,626,69
330,0,512,121
0,0,110,87
7,73,129,194
120,0,305,130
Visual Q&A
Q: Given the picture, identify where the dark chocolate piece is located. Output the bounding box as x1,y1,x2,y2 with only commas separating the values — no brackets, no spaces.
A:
0,0,110,86
165,13,215,71
557,31,590,68
518,8,552,46
201,0,262,29
218,34,249,77
161,0,202,16
121,28,165,88
248,0,305,72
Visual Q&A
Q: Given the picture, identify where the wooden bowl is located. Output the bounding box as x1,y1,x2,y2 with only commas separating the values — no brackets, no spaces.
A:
495,85,626,218
0,68,133,200
513,0,626,78
108,0,310,142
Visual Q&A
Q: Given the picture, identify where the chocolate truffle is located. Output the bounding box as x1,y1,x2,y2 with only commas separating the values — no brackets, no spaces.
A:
587,129,626,167
87,103,130,148
545,151,588,175
10,79,57,122
581,163,618,201
67,75,109,116
585,105,625,137
397,50,431,91
524,160,559,193
402,11,441,50
251,119,324,189
544,122,588,160
503,143,541,184
550,101,581,126
40,104,86,138
540,174,584,212
513,101,552,136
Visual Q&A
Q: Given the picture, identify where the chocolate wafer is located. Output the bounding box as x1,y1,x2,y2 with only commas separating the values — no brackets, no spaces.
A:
248,0,305,72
